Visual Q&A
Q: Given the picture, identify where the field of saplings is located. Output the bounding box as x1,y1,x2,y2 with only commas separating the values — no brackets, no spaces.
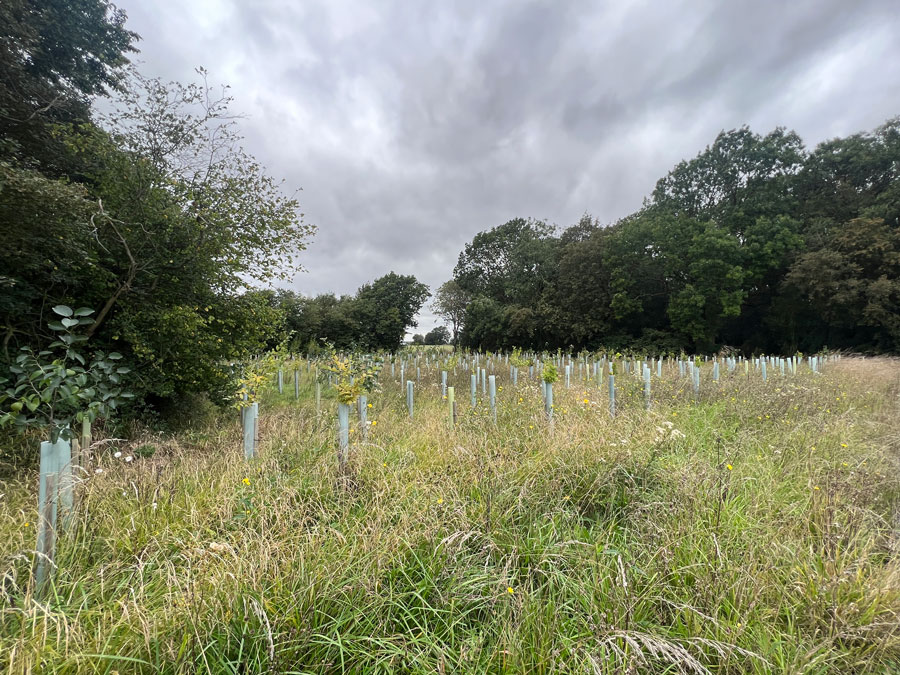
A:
2,350,899,674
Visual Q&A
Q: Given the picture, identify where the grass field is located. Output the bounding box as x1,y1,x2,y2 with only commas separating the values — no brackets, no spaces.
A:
1,357,899,673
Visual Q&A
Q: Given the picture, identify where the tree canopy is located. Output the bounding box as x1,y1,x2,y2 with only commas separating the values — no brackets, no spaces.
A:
432,281,468,346
424,326,450,345
1,3,313,410
0,0,138,170
260,273,430,354
449,119,900,354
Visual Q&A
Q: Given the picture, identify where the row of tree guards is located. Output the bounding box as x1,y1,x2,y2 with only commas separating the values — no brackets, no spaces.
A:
244,351,837,468
32,349,834,596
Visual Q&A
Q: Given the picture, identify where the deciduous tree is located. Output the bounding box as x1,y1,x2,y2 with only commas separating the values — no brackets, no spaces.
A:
353,273,429,352
432,281,468,346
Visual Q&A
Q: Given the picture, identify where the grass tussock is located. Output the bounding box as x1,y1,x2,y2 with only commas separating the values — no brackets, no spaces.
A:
1,357,899,673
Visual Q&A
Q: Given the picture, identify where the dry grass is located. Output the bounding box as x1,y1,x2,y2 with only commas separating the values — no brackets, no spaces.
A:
0,356,899,673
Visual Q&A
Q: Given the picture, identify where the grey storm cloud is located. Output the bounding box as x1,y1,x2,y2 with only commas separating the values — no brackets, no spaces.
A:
119,0,899,333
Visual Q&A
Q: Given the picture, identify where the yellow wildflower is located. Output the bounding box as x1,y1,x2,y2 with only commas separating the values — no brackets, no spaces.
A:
726,464,733,471
242,477,251,486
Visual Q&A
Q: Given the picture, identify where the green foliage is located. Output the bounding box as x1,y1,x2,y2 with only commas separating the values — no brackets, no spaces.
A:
448,118,900,355
424,326,450,345
0,306,132,442
319,345,382,404
133,443,156,458
508,348,532,368
118,292,282,403
551,218,614,346
432,280,469,346
99,70,314,291
0,0,137,169
265,290,359,352
461,297,507,351
353,273,430,352
265,274,429,354
234,338,292,408
652,126,805,225
454,218,558,306
1,32,313,411
541,362,558,384
786,218,900,350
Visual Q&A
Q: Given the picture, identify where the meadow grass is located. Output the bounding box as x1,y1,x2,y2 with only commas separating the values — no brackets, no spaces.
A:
1,357,899,673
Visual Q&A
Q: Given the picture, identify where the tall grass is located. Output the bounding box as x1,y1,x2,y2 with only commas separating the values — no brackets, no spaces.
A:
1,357,899,673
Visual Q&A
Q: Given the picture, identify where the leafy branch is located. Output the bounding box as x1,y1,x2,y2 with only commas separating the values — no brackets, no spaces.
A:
0,306,133,442
319,343,382,405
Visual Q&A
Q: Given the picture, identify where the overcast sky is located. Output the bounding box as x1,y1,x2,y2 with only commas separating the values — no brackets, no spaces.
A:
119,0,899,335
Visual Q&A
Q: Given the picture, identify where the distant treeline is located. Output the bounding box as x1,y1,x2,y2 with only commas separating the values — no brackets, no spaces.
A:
273,120,899,356
440,121,900,354
258,273,430,354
